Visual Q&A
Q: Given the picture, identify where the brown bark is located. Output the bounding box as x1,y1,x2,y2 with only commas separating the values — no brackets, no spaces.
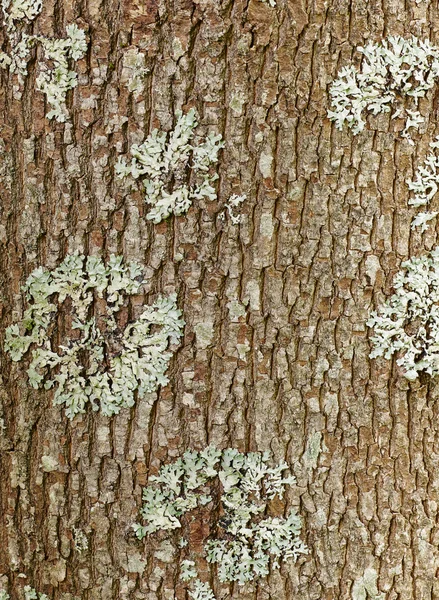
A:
1,0,439,598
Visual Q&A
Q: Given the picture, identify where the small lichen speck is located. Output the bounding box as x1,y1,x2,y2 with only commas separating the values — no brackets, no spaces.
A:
72,528,89,553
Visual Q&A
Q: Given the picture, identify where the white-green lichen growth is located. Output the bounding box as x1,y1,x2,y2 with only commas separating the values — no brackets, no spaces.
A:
116,108,224,223
367,248,439,380
180,560,198,582
0,590,9,600
1,0,42,34
40,454,58,472
0,0,42,75
72,527,89,553
0,0,87,122
35,25,87,121
227,300,246,320
122,47,148,97
219,194,246,225
134,447,307,599
406,135,439,231
352,568,385,600
410,210,438,231
180,562,216,600
302,431,323,471
5,254,184,419
23,587,48,600
188,580,216,600
328,36,439,142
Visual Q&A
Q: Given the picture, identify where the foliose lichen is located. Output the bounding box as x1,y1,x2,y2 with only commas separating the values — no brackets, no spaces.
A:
184,577,216,600
115,108,224,223
134,447,307,599
23,588,48,600
0,0,87,121
0,0,42,75
367,248,439,380
328,36,439,142
5,254,184,419
410,210,438,231
72,527,89,553
0,589,49,600
352,568,385,600
180,561,217,600
1,0,42,34
122,47,149,97
405,135,439,231
219,194,246,225
35,25,87,121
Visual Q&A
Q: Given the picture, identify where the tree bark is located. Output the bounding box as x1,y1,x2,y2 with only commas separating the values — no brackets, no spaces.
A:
1,0,439,598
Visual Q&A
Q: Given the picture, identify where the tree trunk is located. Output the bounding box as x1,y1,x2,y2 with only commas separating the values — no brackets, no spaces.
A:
1,0,438,598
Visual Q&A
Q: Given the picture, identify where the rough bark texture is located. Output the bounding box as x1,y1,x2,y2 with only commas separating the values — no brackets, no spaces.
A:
2,0,439,598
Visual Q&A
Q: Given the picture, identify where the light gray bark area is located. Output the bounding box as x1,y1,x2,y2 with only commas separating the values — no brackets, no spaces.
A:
1,0,439,598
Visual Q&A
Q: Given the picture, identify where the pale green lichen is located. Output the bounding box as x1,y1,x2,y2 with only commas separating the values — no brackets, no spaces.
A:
5,254,184,419
135,448,307,599
194,321,214,349
0,590,9,600
227,300,246,320
0,0,41,75
352,568,385,600
36,25,88,121
188,580,216,600
229,92,246,116
180,560,198,582
72,528,88,553
40,455,58,472
115,108,224,223
122,47,148,97
302,431,323,471
220,194,246,225
236,341,250,360
259,152,273,177
367,248,439,380
1,0,42,34
23,587,48,600
328,36,439,142
406,135,439,231
180,562,216,600
0,0,87,122
411,210,438,231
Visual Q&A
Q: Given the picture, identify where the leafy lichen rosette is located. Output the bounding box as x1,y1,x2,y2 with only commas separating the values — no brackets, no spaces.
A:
5,254,184,419
328,36,439,141
23,588,48,600
134,447,308,600
367,248,439,380
115,108,224,224
0,0,87,122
